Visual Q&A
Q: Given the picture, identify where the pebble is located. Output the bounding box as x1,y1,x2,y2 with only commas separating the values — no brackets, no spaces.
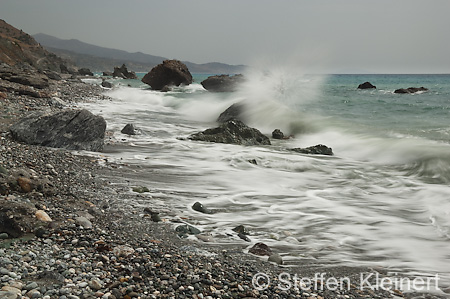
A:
35,210,52,222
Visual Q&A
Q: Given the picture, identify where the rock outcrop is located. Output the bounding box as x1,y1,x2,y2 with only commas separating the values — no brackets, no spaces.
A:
201,74,245,92
188,119,270,146
217,102,246,123
141,60,192,91
10,109,106,152
272,129,285,139
0,64,49,89
394,87,428,94
358,82,376,89
78,68,93,76
290,144,333,156
112,64,137,79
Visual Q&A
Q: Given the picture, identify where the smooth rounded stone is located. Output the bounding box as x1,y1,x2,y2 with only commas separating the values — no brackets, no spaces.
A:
24,281,39,290
0,268,8,275
192,202,212,214
88,279,103,290
248,242,273,256
132,186,149,193
67,295,80,299
75,216,92,229
268,253,283,265
232,225,249,235
26,289,41,298
238,233,251,242
7,272,17,278
196,234,215,243
1,286,21,295
0,232,8,239
35,210,52,222
0,291,18,299
175,224,201,237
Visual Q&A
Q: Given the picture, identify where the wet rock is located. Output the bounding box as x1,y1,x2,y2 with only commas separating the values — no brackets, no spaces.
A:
357,82,376,89
113,64,137,79
78,68,93,76
232,225,249,235
290,144,333,155
141,60,192,91
121,124,139,135
217,102,245,123
272,129,284,139
394,87,428,94
101,80,113,88
192,202,212,214
188,119,271,146
132,186,149,193
248,242,273,256
268,253,283,265
35,210,52,222
248,159,257,165
10,109,106,152
176,224,201,237
102,71,113,76
201,74,244,92
238,233,251,242
196,234,215,242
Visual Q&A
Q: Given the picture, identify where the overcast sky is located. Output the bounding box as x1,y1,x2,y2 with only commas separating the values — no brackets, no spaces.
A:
2,0,450,73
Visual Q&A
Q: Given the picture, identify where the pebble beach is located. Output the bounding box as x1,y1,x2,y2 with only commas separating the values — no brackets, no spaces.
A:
0,76,445,299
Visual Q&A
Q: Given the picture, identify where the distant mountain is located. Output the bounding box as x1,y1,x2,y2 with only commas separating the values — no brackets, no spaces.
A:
34,33,246,74
0,20,72,71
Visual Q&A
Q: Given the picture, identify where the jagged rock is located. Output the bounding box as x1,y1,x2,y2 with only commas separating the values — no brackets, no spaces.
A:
43,70,62,81
112,64,137,79
272,129,284,139
78,68,93,76
188,119,271,146
0,64,49,89
121,123,139,135
217,102,246,123
102,71,113,76
10,109,106,152
394,87,428,94
201,74,245,92
358,82,376,89
249,242,273,256
141,60,192,91
290,144,333,155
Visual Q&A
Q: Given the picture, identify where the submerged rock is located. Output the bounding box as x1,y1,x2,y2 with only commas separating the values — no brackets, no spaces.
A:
357,82,376,89
121,123,139,135
188,119,271,146
290,144,333,156
201,74,245,92
394,87,428,94
217,102,246,123
141,60,192,91
10,109,106,152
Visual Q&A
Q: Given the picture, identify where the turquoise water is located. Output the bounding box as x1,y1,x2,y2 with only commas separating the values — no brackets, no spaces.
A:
83,71,450,294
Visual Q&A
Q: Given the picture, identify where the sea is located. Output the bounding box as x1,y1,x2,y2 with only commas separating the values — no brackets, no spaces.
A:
80,70,450,295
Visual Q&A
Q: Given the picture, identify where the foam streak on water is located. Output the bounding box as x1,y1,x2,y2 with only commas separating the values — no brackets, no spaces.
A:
82,72,450,292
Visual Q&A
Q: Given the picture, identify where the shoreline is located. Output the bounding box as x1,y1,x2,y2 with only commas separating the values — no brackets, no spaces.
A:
0,76,445,298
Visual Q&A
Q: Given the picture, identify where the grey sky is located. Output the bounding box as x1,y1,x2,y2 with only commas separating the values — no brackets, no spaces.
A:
2,0,450,73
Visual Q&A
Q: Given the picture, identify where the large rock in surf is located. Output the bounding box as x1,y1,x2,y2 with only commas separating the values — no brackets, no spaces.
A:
10,109,106,152
189,119,271,146
201,74,245,92
78,68,94,76
141,60,192,91
217,102,246,123
113,64,137,79
357,82,376,89
290,144,333,156
394,87,428,94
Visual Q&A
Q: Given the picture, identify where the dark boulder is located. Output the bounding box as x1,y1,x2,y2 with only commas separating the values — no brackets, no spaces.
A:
0,64,49,89
357,82,376,89
141,60,192,91
217,102,245,123
272,129,285,139
394,87,428,94
101,80,113,89
10,109,106,152
121,123,139,135
192,202,212,214
78,68,93,76
102,71,113,76
188,119,271,146
249,242,273,256
290,144,333,155
201,74,245,92
112,64,137,79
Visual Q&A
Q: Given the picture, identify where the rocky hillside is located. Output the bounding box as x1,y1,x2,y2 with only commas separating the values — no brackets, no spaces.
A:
0,19,73,72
